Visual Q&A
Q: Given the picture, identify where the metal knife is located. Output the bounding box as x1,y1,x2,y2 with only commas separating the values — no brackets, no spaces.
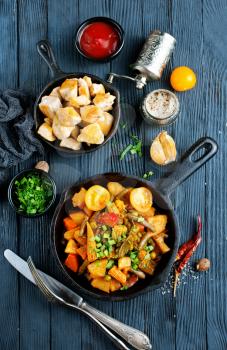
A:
4,249,152,350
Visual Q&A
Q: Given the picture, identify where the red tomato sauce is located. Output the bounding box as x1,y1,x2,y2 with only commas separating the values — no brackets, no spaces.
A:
79,22,120,59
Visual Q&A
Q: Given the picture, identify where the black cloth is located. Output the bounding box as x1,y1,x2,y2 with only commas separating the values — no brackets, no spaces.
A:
0,89,43,174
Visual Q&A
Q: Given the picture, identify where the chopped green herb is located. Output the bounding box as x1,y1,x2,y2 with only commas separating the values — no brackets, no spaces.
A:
137,216,144,223
106,259,115,269
120,121,127,129
14,174,53,215
119,135,143,160
120,286,128,291
95,236,101,242
109,239,116,245
102,225,107,231
143,171,154,179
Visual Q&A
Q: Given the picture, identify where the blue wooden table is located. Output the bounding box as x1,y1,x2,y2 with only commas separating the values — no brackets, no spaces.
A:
1,1,227,349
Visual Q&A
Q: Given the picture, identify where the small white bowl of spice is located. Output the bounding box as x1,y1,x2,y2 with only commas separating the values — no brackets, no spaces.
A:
140,89,180,126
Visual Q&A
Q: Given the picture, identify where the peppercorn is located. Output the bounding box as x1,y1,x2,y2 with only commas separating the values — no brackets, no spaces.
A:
196,258,210,272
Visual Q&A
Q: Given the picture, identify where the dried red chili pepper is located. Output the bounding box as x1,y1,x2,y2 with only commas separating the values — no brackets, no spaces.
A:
173,215,202,297
176,215,202,261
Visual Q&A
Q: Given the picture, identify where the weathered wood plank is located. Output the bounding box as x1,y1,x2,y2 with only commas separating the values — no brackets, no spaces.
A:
203,1,227,349
171,1,207,349
47,1,114,349
16,1,51,350
0,1,19,350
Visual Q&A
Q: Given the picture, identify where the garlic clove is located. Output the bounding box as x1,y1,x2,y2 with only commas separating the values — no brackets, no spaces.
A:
150,131,177,165
159,131,177,163
150,139,167,165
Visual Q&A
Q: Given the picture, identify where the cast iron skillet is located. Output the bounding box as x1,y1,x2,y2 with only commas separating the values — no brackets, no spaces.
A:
51,137,218,301
34,40,120,157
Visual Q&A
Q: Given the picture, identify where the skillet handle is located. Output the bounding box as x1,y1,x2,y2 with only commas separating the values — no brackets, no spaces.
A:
37,40,65,78
153,137,218,197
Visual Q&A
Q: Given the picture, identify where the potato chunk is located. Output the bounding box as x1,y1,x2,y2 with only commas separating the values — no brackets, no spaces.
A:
93,93,116,111
77,123,104,145
59,78,78,101
60,137,81,150
97,112,114,136
56,107,81,126
147,215,168,234
37,122,56,141
80,105,104,124
52,117,74,140
39,95,62,120
90,83,105,96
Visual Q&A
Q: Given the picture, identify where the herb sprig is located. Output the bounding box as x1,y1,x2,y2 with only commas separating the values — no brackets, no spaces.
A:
120,135,143,160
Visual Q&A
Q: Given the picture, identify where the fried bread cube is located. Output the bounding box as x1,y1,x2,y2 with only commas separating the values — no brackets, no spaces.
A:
97,112,114,136
39,95,62,120
37,122,56,141
80,105,104,124
93,93,116,111
69,95,91,108
60,137,82,150
59,78,78,101
56,107,81,127
90,83,105,96
71,126,80,140
77,123,104,144
83,76,92,87
78,78,90,99
52,117,74,140
50,87,62,99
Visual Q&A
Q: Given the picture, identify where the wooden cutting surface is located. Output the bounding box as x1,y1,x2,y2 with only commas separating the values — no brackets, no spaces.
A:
0,0,227,349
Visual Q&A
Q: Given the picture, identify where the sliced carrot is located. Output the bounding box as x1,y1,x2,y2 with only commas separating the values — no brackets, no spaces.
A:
63,217,77,231
76,245,87,260
64,254,79,273
108,266,127,284
138,249,147,261
74,229,87,246
87,222,97,262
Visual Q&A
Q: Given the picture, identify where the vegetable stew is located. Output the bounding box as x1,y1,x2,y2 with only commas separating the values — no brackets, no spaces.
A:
61,182,170,294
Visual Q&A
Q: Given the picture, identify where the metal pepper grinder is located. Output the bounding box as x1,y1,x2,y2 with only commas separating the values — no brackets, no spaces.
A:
107,30,176,89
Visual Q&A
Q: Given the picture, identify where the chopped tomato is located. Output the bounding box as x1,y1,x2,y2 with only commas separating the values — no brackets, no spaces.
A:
96,212,119,227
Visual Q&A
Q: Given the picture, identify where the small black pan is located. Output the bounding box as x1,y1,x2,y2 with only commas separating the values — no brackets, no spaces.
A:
34,40,120,157
51,137,218,301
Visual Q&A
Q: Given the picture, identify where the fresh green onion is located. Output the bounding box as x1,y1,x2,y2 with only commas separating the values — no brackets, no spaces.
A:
109,239,116,245
106,260,114,269
95,236,101,242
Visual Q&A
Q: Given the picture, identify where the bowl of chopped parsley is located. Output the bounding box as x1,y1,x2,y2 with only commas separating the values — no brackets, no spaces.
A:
8,169,56,217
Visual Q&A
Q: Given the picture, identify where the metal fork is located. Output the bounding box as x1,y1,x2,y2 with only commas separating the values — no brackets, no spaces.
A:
27,257,152,350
